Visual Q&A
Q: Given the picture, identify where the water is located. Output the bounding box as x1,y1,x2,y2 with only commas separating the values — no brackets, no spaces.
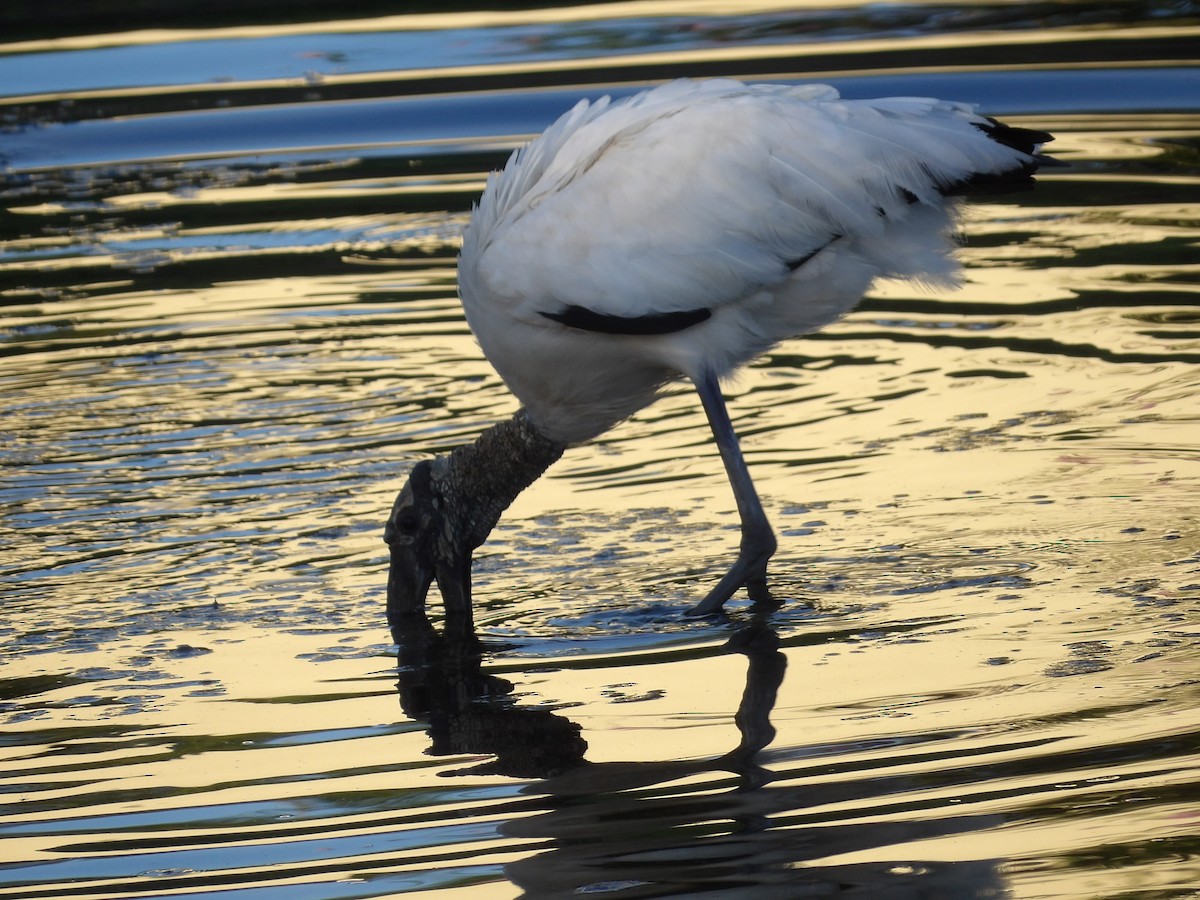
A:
2,2,1199,898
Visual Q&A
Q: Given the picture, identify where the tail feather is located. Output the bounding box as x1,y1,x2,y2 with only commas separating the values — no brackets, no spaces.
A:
943,117,1064,196
975,117,1055,156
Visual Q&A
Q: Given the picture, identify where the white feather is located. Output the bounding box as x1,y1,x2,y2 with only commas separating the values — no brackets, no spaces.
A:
457,78,1045,443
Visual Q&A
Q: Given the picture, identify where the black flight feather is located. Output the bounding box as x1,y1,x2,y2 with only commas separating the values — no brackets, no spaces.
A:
936,117,1064,197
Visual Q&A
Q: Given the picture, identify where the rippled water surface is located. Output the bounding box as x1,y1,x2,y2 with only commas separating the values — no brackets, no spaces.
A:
3,2,1200,898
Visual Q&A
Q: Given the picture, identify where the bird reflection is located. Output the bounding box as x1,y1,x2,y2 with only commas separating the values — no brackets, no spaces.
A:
395,615,1003,897
394,612,587,777
395,609,783,781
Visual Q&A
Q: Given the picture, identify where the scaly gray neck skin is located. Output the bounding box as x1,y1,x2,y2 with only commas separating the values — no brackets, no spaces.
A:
431,408,567,551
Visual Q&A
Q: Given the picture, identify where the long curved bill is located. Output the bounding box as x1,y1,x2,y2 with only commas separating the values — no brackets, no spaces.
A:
387,542,434,637
434,553,473,629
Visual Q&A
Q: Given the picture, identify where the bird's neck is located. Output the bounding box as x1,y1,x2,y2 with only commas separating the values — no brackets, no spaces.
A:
430,409,566,550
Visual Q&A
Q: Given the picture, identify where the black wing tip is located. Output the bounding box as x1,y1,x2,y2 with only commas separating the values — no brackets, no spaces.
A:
976,116,1055,155
541,304,712,336
942,116,1066,197
977,116,1068,168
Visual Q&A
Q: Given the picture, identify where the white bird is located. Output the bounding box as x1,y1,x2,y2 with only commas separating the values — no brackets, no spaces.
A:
384,77,1057,633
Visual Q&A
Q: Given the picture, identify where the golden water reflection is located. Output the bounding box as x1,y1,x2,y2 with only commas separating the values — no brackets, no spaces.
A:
2,2,1200,897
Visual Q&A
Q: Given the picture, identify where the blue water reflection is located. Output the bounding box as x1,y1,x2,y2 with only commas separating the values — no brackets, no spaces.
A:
7,67,1196,172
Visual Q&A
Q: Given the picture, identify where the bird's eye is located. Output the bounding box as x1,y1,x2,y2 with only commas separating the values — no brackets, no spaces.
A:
392,510,420,535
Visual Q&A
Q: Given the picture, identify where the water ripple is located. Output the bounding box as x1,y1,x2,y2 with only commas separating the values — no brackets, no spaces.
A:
2,3,1199,898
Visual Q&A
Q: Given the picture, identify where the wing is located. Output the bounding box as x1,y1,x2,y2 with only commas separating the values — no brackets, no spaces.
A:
460,78,1052,328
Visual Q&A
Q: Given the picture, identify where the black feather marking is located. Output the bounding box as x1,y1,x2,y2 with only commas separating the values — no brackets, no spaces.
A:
784,233,841,270
936,116,1064,197
976,117,1055,156
541,304,712,335
785,247,823,271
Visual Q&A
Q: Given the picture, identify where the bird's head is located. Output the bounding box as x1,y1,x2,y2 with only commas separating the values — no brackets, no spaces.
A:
384,459,474,632
382,412,567,639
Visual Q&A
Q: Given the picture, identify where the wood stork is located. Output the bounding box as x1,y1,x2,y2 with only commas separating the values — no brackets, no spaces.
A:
384,77,1058,632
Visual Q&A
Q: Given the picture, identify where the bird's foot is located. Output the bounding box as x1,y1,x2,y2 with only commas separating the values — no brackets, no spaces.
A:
687,532,778,616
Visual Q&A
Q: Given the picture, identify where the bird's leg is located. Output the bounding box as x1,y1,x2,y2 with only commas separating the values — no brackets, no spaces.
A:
688,371,778,615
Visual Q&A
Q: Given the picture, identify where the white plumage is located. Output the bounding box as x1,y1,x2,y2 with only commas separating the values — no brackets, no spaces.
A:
459,78,1048,444
385,77,1056,626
